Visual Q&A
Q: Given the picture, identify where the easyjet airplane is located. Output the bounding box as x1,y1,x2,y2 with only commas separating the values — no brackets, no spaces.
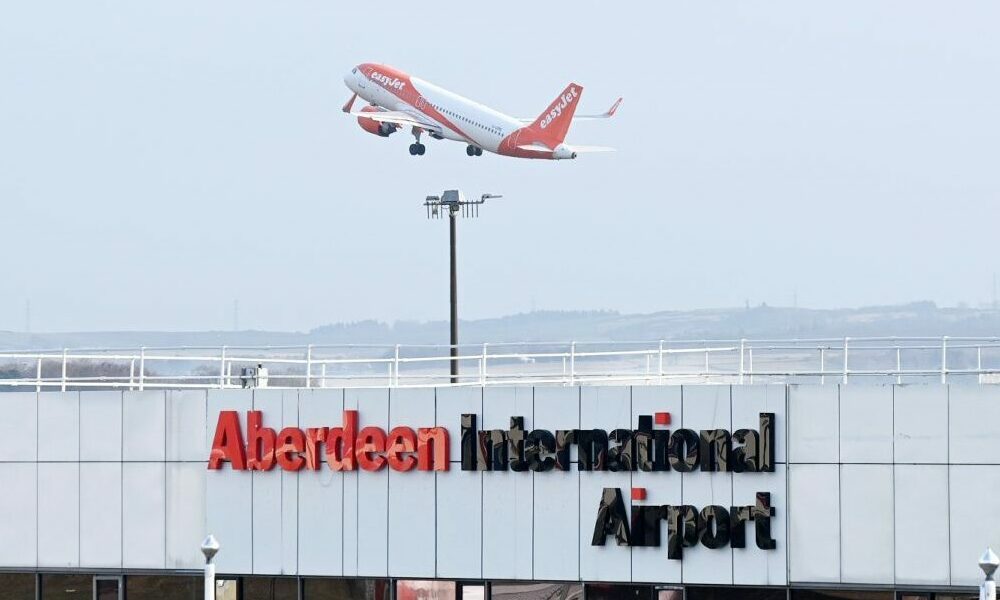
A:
342,63,621,159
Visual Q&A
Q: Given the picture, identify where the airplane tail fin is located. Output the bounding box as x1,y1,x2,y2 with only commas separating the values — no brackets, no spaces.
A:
528,83,583,146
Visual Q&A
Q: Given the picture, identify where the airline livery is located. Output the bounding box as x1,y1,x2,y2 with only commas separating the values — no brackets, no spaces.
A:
343,63,621,159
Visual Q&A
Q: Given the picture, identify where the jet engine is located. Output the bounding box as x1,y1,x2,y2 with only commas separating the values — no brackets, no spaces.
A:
357,106,398,137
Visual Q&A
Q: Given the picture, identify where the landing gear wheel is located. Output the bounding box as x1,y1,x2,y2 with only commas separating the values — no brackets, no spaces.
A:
409,144,418,156
466,145,476,156
475,147,483,156
416,143,426,155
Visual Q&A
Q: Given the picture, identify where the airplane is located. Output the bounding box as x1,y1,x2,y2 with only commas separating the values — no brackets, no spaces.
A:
342,63,621,160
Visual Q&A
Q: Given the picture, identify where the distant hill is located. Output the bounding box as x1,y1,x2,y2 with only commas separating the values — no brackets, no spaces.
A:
2,302,999,350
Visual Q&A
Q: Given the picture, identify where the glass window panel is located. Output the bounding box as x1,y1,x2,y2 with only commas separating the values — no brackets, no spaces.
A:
41,574,92,600
586,584,653,600
657,589,682,600
96,578,121,600
689,587,787,600
489,582,584,600
792,590,893,600
216,579,238,600
125,575,201,600
302,578,390,600
243,577,298,600
397,580,456,600
0,574,36,600
460,583,485,600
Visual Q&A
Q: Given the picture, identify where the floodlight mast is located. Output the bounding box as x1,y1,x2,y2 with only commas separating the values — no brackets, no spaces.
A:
424,191,502,384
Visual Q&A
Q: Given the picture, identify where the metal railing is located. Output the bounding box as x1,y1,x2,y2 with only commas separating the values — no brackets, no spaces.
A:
1,336,999,391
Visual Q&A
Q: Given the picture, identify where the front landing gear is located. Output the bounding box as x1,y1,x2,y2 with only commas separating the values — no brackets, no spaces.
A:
466,145,483,157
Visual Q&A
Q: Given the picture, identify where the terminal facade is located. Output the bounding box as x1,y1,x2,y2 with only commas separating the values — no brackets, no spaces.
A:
0,383,994,600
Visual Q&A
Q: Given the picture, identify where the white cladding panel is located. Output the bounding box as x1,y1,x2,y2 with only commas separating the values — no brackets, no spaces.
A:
894,385,948,464
894,465,950,585
840,386,893,463
80,462,122,568
681,471,733,585
840,464,894,583
38,391,79,462
123,391,166,461
80,391,122,462
37,462,79,568
122,462,166,569
0,463,37,567
3,384,998,589
788,385,839,463
788,464,840,583
0,392,37,462
298,388,344,576
436,470,482,578
387,388,436,578
166,462,207,570
733,464,787,586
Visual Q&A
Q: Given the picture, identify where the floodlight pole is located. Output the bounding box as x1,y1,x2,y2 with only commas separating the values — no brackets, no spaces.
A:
449,207,459,384
424,191,502,385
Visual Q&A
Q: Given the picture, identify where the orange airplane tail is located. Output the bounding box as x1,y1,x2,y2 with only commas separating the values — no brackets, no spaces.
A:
527,83,583,147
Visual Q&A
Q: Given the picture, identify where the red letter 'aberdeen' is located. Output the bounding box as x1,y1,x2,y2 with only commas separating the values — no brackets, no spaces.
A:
209,411,247,470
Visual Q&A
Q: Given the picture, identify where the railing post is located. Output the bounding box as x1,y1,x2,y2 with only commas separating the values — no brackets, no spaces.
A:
748,347,754,385
480,343,488,386
738,339,745,385
321,363,327,388
129,359,135,391
61,349,68,392
820,347,826,385
704,346,710,381
35,357,42,393
842,337,849,385
978,345,983,382
394,344,400,387
138,347,146,391
941,336,948,384
305,345,313,389
896,347,902,385
658,340,664,384
572,341,579,384
219,346,227,389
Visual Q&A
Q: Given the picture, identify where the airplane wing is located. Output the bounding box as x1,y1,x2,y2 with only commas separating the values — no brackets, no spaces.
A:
518,97,622,123
351,110,442,135
516,143,616,155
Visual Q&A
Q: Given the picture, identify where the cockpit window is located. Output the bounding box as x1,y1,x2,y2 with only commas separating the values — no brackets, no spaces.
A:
352,68,357,74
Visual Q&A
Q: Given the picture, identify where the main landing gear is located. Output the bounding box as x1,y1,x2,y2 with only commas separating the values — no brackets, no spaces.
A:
409,127,426,156
466,145,483,157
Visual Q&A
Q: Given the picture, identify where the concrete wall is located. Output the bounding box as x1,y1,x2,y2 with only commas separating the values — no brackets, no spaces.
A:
0,384,994,588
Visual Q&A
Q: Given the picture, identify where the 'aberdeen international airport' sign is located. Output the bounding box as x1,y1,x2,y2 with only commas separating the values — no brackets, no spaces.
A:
208,409,776,560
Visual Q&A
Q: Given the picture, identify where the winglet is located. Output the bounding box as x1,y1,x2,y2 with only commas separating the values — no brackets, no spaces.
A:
605,97,623,118
342,93,358,114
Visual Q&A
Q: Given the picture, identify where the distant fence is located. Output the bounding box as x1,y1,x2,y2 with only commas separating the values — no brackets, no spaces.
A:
1,337,1000,391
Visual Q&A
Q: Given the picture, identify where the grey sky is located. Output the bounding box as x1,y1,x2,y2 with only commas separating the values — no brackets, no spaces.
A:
1,2,997,332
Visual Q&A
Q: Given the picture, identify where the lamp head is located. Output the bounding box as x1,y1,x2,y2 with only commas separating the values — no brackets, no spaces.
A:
201,534,220,563
981,547,999,580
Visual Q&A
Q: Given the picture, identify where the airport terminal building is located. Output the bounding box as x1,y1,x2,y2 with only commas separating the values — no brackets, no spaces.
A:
0,383,996,600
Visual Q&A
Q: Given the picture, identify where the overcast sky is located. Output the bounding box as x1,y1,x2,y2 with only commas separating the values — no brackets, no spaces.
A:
1,2,998,332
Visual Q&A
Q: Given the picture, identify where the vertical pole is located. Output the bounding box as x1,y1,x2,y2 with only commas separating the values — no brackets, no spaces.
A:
129,359,135,391
658,340,664,384
480,343,488,386
738,339,745,385
61,349,68,392
139,347,146,391
449,210,459,384
321,363,327,388
35,357,42,393
941,336,948,384
704,347,710,380
842,337,849,385
896,347,902,385
569,341,576,385
305,345,313,389
748,348,754,385
394,344,401,386
978,345,984,383
820,347,826,385
219,346,227,389
204,560,215,600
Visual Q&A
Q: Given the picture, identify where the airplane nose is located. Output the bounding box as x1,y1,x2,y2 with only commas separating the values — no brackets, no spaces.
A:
343,71,354,89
